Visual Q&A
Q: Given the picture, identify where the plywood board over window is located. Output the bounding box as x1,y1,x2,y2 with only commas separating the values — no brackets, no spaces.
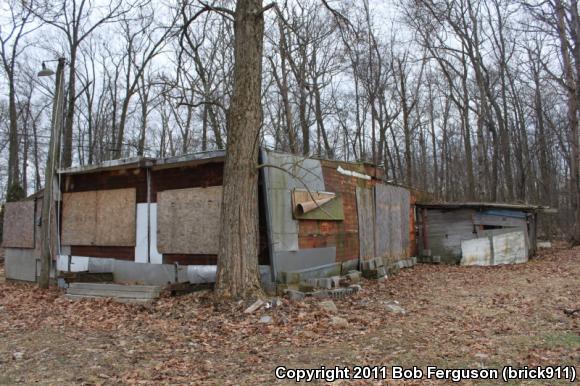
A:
157,186,222,255
61,188,136,246
2,200,36,248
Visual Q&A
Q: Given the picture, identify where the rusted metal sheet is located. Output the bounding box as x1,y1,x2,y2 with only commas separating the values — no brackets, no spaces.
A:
356,187,375,260
62,188,136,246
157,186,222,254
2,200,36,249
418,208,476,263
374,184,410,262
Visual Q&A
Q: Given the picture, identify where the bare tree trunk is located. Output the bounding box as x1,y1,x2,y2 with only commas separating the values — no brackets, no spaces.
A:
215,0,264,300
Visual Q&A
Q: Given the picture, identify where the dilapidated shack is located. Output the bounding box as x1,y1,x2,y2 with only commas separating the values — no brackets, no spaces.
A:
2,149,417,286
416,202,541,265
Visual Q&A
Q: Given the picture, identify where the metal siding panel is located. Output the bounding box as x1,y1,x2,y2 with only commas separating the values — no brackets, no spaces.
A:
273,247,336,273
492,231,528,265
263,151,325,254
356,187,375,259
460,238,492,266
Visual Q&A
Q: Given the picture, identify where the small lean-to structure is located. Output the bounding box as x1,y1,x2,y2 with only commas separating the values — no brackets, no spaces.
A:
415,202,544,265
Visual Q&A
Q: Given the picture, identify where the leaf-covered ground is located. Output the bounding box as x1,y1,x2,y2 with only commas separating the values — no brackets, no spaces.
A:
0,245,578,385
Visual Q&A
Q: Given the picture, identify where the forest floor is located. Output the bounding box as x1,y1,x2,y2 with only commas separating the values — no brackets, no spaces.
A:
0,245,578,385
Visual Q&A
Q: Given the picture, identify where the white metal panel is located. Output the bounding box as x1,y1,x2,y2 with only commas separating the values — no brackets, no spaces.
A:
460,238,492,266
492,231,528,265
135,204,148,263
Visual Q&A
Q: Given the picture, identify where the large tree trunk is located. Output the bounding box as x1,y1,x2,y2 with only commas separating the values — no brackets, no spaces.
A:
215,0,264,300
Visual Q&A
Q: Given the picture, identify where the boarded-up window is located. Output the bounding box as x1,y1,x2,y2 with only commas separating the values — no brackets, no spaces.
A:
61,188,136,246
157,186,222,254
2,200,36,248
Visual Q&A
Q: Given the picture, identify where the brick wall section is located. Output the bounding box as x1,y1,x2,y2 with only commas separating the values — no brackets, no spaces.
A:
297,160,376,262
297,160,417,262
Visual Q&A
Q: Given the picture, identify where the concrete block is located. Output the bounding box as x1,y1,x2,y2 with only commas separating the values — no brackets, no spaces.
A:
340,259,359,275
317,277,333,289
373,257,385,267
349,284,362,293
330,276,341,288
285,289,305,301
362,269,378,279
345,270,361,284
376,266,388,277
298,282,315,292
279,262,342,284
311,290,330,299
388,263,400,276
328,288,352,299
361,259,376,271
432,255,441,264
411,256,417,265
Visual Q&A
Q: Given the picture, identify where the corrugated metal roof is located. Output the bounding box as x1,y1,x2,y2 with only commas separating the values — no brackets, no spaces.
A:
416,202,545,211
58,150,226,175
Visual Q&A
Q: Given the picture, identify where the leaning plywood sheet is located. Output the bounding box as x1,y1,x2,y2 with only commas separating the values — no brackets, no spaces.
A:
62,189,136,246
157,186,222,254
492,230,528,265
356,187,375,260
460,238,492,266
95,188,136,246
2,200,35,248
62,191,97,245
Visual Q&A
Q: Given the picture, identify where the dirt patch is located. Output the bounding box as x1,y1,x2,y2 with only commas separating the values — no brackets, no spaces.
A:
0,246,578,385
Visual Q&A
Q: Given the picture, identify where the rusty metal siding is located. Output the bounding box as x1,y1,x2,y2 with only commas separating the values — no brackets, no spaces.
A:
356,187,375,260
419,208,477,263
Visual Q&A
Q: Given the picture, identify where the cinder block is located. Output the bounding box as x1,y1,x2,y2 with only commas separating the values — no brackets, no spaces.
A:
311,290,330,299
341,259,359,275
298,282,315,292
318,277,333,289
361,260,376,271
330,276,341,288
346,270,361,284
362,269,378,279
285,289,305,301
377,266,388,277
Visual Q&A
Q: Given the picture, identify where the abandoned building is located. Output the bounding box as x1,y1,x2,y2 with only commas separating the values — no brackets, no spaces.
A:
2,148,416,287
415,202,542,265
